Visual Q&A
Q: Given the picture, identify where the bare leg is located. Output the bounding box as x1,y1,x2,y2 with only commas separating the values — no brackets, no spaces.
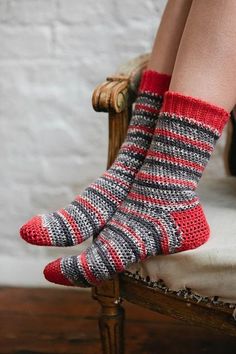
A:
147,0,193,74
170,0,236,111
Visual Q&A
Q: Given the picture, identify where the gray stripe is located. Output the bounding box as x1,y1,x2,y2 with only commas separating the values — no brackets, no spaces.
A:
61,256,90,287
115,209,162,255
85,187,117,210
106,223,141,261
52,212,74,246
137,92,163,106
93,238,116,275
159,114,219,140
71,200,97,232
152,134,211,160
144,158,202,180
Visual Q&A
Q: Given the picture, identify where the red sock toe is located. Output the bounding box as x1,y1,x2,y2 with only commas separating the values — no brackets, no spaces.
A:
44,258,73,286
20,216,52,246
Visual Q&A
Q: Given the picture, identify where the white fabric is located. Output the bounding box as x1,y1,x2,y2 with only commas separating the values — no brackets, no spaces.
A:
127,177,236,303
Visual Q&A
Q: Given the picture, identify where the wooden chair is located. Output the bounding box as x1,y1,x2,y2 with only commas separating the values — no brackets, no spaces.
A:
91,54,236,354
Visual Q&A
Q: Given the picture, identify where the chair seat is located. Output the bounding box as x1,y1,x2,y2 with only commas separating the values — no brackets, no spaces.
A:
127,177,236,303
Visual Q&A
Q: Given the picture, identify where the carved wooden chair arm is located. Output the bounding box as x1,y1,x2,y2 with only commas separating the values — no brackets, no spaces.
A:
92,54,149,114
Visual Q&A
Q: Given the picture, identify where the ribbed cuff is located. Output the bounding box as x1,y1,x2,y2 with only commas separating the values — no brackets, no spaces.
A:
161,91,229,134
139,70,171,96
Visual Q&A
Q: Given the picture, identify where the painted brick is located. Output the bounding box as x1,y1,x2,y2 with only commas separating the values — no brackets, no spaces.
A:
9,0,57,24
0,25,52,58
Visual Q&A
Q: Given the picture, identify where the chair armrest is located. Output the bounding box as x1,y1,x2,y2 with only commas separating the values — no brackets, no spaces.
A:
92,54,150,113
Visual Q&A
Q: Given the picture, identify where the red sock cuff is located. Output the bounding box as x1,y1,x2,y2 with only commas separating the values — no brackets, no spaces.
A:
161,91,229,134
139,70,171,96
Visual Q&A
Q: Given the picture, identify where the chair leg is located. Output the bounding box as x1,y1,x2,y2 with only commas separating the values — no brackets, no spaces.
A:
92,278,125,354
99,301,125,354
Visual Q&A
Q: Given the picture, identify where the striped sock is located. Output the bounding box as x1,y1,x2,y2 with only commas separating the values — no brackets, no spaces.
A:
20,70,171,247
43,91,229,287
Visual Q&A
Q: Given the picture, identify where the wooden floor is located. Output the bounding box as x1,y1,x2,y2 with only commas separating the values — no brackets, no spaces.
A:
0,287,236,354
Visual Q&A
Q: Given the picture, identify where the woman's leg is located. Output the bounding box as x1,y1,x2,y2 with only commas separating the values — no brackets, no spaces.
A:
148,0,193,74
170,0,236,111
44,1,234,287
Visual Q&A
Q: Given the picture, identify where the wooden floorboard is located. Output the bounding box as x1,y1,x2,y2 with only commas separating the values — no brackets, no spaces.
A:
0,287,236,354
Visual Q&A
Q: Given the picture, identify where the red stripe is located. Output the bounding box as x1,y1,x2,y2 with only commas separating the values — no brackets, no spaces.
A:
59,209,83,244
137,171,196,189
139,71,171,95
113,161,137,174
103,170,130,188
129,125,154,135
161,92,229,133
90,183,120,204
75,196,106,226
120,205,169,254
135,103,160,115
155,128,212,152
80,253,101,285
99,235,124,272
121,144,146,155
147,150,204,173
110,219,147,260
128,191,198,207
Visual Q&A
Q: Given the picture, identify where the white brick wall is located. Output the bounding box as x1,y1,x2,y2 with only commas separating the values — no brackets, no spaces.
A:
0,0,226,286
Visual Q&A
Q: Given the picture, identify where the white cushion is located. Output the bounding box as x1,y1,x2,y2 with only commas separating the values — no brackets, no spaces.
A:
127,177,236,303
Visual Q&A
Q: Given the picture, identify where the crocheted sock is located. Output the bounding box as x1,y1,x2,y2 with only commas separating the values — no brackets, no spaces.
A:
20,70,171,247
43,91,229,287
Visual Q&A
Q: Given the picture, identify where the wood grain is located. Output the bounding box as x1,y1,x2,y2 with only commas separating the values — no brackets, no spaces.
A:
1,287,236,354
